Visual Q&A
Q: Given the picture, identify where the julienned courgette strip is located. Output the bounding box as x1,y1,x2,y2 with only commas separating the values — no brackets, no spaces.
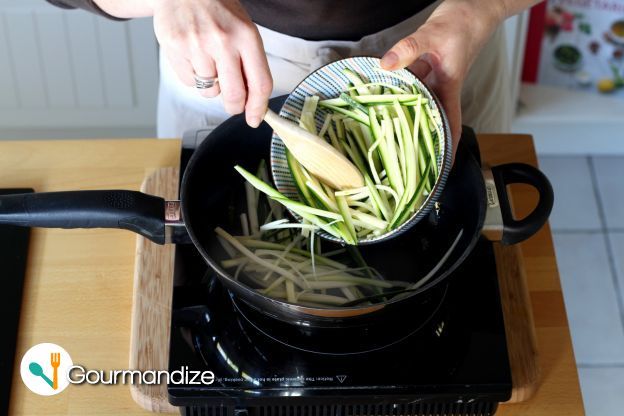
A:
234,67,442,244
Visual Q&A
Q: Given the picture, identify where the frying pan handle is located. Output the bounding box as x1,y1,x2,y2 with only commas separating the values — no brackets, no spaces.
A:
0,190,171,244
489,163,554,245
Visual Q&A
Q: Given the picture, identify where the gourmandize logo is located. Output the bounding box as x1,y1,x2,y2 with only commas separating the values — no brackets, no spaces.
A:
20,343,73,396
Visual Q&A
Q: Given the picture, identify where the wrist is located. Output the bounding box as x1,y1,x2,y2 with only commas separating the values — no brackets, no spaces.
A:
437,0,505,38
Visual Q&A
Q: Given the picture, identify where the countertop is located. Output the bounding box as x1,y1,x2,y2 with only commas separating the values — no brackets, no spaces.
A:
1,135,584,415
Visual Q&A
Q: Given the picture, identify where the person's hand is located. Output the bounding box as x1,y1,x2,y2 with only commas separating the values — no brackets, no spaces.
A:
380,0,505,155
152,0,273,127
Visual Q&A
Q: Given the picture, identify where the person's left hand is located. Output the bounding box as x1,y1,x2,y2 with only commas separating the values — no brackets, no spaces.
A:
380,0,505,157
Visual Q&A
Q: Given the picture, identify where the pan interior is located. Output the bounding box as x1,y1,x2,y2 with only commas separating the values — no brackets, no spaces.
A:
182,110,483,311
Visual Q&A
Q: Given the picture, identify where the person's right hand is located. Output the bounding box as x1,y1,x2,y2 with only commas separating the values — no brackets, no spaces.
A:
152,0,273,127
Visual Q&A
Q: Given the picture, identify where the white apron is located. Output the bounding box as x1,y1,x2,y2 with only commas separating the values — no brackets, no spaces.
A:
157,0,511,138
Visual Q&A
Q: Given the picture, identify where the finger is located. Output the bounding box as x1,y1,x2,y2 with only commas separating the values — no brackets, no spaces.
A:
241,33,273,127
163,47,196,87
215,51,247,115
190,52,221,98
381,32,432,71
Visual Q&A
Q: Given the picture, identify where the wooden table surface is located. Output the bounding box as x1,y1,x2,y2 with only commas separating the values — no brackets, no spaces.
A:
1,135,584,415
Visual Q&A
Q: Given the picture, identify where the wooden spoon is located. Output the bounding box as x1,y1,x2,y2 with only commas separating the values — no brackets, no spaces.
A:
264,109,365,190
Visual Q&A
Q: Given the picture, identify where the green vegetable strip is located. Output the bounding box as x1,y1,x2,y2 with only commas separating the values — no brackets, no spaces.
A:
411,95,422,182
344,191,372,201
336,195,357,241
299,96,319,134
393,117,407,184
367,138,383,186
420,109,438,179
392,99,418,219
334,186,369,197
353,94,422,104
333,114,346,140
319,102,370,125
320,183,337,203
305,180,338,211
320,95,430,107
369,108,396,197
342,68,371,95
358,123,382,173
273,197,341,220
260,276,286,295
286,150,315,205
344,132,368,174
400,101,414,131
345,120,370,162
325,122,344,155
245,182,259,235
318,113,332,137
350,210,387,230
347,82,408,94
339,93,368,115
348,200,375,213
318,97,347,107
380,109,404,195
391,155,433,228
365,175,391,221
374,185,400,206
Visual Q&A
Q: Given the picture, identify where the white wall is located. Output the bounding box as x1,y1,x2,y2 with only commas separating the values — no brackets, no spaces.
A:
0,0,158,139
503,11,530,113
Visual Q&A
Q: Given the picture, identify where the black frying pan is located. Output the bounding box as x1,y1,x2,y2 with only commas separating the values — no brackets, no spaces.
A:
0,97,553,326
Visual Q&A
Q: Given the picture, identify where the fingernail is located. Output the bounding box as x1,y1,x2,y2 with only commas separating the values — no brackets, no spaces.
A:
381,52,399,69
248,117,261,128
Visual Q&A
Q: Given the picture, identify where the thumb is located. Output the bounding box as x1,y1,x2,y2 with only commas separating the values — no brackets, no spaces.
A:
381,33,431,71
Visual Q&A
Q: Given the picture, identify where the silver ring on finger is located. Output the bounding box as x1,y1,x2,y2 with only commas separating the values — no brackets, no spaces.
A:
194,75,219,89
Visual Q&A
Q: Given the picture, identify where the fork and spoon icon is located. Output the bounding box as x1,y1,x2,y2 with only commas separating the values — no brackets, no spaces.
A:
28,352,61,389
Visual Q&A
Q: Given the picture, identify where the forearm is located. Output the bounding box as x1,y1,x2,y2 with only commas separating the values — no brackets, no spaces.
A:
92,0,155,18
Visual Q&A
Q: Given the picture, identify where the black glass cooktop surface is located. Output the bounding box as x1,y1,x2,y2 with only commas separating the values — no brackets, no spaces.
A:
167,126,511,415
170,238,510,399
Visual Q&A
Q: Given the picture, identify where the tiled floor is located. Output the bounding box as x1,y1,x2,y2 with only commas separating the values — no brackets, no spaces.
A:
538,156,624,416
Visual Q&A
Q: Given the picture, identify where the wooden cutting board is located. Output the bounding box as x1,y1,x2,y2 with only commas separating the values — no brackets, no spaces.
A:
129,167,178,413
128,169,540,412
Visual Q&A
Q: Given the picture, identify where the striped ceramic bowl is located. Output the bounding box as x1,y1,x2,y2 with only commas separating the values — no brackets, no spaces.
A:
270,56,453,245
